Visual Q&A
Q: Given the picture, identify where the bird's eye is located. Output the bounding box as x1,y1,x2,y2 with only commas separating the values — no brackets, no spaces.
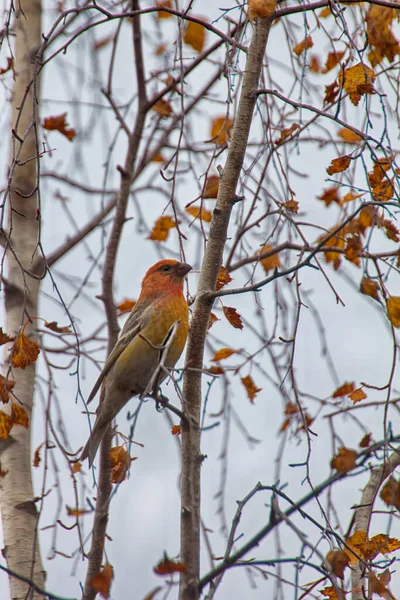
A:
162,265,170,272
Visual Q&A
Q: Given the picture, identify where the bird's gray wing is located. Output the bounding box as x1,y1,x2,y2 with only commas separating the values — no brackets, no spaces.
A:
86,303,152,404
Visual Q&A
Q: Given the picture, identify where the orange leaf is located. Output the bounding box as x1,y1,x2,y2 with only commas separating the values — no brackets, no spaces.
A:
360,277,380,301
43,113,76,141
309,55,320,73
293,36,313,57
248,0,277,19
203,174,219,198
0,328,14,345
344,235,362,267
368,570,390,598
155,43,167,56
94,35,112,51
317,186,341,207
91,564,113,599
33,442,44,467
156,0,173,19
241,375,262,403
359,432,372,448
259,244,281,274
322,51,345,73
148,215,176,242
338,62,376,106
366,5,400,67
152,98,173,117
348,387,367,404
210,116,233,144
116,299,136,314
71,462,82,474
44,321,72,334
186,206,212,222
11,333,40,369
152,153,166,163
387,296,400,327
283,198,299,213
109,445,131,484
275,123,299,144
67,506,92,517
0,411,13,440
319,6,331,17
171,425,181,436
11,402,29,429
216,266,232,291
380,477,400,511
382,219,399,241
319,587,339,599
222,306,243,330
0,374,15,403
207,313,219,330
326,155,351,175
332,382,355,398
208,365,224,375
326,549,349,579
338,128,363,143
183,20,206,53
154,553,186,575
331,447,357,473
212,348,237,362
324,80,340,104
0,57,13,75
285,402,299,415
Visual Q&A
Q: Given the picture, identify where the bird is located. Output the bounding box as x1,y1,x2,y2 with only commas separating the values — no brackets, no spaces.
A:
80,259,192,466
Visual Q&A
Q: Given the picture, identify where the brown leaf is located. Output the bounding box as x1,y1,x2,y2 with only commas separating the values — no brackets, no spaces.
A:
319,587,339,600
156,0,173,19
148,215,176,242
331,447,357,473
116,299,136,314
360,277,380,301
359,433,372,448
348,387,367,404
322,51,345,73
155,43,167,56
186,206,212,222
283,198,299,213
0,328,14,345
368,570,391,598
183,20,206,53
71,461,82,474
382,219,399,242
91,564,113,599
222,306,243,330
33,442,44,467
11,402,29,429
94,35,112,51
44,321,72,334
171,425,181,436
67,506,92,517
207,313,219,330
309,55,320,73
0,411,13,440
338,63,376,106
366,5,400,67
275,123,299,144
319,6,332,17
154,553,186,575
338,128,363,143
0,57,13,75
241,375,262,403
203,174,219,198
332,382,355,398
210,116,233,144
212,348,237,362
216,266,232,291
0,374,15,403
109,445,130,484
207,365,224,375
11,333,40,369
326,155,351,175
344,235,362,267
380,477,400,511
152,153,166,163
259,244,281,274
326,549,350,579
43,113,76,141
152,98,173,117
317,186,341,207
387,296,400,328
324,80,340,104
293,36,313,57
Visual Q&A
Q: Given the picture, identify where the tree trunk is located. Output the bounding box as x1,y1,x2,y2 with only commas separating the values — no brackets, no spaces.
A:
1,1,45,598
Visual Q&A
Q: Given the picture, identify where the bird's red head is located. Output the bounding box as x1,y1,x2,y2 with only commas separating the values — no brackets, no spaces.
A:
139,259,192,299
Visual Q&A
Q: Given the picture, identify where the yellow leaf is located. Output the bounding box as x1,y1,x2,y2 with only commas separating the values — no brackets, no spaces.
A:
222,306,243,330
338,128,363,143
319,6,332,17
338,62,376,106
387,296,400,327
360,277,380,301
210,116,233,144
259,244,281,274
11,332,40,369
241,375,262,403
183,20,206,53
326,155,351,175
293,36,313,57
186,206,212,222
109,445,130,484
156,0,173,19
380,477,400,511
348,387,367,404
366,5,400,67
71,461,82,474
248,0,277,19
91,564,113,599
212,348,237,362
11,402,29,429
148,215,176,242
0,411,13,440
319,587,339,599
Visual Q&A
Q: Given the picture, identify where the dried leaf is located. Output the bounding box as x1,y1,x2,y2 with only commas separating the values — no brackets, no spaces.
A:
0,411,13,440
319,6,332,17
152,98,173,117
11,333,40,369
324,80,340,104
11,402,29,429
155,43,167,56
309,55,321,73
0,328,14,345
91,564,113,599
183,20,206,53
283,198,299,213
326,549,349,579
322,51,345,73
359,433,372,448
387,296,400,328
382,219,399,241
248,0,277,19
210,116,233,144
348,387,367,404
154,553,186,575
222,306,243,330
331,447,357,473
320,587,339,599
33,442,44,467
0,57,13,75
326,155,351,175
216,266,232,291
241,375,262,403
360,277,380,301
67,506,92,517
44,321,72,334
275,123,299,144
344,235,362,267
293,36,313,57
186,205,212,222
338,63,376,106
148,215,176,242
368,570,391,598
338,128,363,143
109,445,130,484
212,348,237,362
259,244,281,274
317,186,341,207
116,299,136,314
0,374,15,403
71,462,82,474
156,0,173,19
208,313,219,330
171,425,181,436
208,365,224,375
332,382,355,398
43,113,76,141
203,174,219,198
380,477,400,511
152,153,166,163
94,35,112,51
366,5,400,67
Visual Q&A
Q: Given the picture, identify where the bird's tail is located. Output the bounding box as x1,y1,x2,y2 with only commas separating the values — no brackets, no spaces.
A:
80,420,108,468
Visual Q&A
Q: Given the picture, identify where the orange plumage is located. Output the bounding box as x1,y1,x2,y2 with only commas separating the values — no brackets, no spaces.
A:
81,259,192,466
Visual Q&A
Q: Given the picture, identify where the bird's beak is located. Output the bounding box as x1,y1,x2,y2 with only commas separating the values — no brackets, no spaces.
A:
175,262,192,277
